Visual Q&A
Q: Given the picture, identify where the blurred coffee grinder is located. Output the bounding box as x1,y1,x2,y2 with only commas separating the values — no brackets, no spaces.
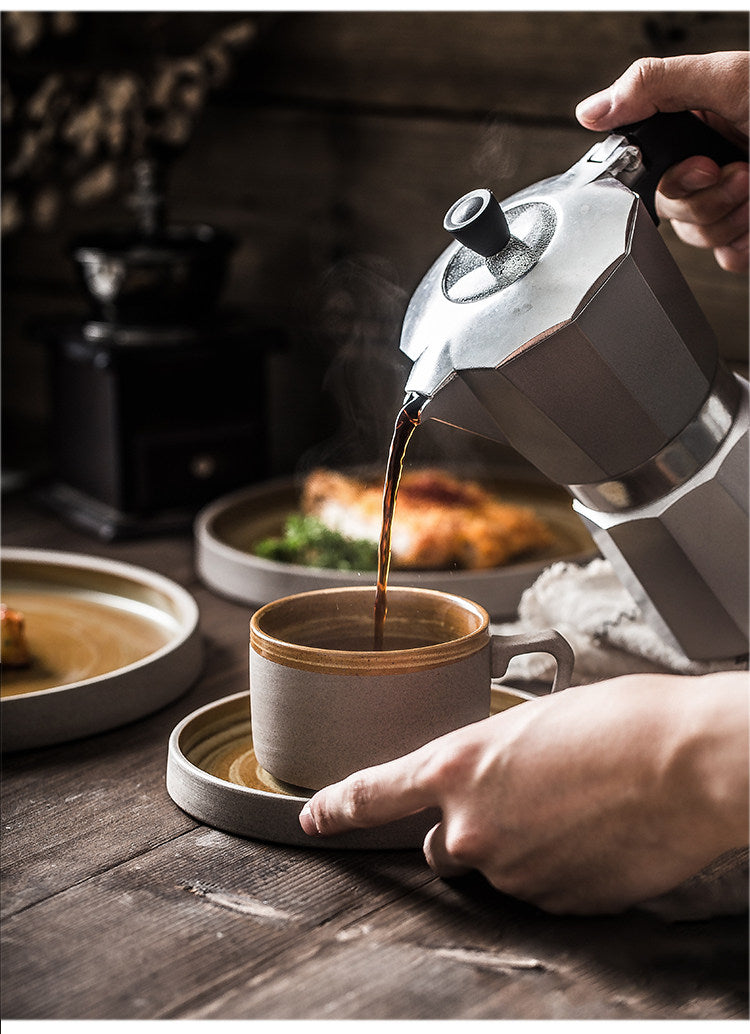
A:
38,161,269,539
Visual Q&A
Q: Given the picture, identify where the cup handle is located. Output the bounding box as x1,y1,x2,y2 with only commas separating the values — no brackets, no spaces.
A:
491,629,575,693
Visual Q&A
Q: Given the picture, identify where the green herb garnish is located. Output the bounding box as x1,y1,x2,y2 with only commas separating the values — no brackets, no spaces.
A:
253,514,378,571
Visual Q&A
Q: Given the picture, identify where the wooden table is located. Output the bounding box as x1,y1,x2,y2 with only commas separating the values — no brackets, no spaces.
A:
2,492,747,1020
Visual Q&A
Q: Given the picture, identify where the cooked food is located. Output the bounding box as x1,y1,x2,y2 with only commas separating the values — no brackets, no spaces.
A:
254,514,378,571
300,467,554,570
1,603,31,667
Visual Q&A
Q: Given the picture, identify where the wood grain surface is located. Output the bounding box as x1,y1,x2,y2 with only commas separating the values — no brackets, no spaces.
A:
1,493,747,1020
3,15,748,1018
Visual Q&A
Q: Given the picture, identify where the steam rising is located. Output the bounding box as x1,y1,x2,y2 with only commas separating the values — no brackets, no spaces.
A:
296,252,519,485
296,253,412,477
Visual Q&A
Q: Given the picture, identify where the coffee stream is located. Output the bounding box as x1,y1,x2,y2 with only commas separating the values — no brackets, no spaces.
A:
373,391,426,650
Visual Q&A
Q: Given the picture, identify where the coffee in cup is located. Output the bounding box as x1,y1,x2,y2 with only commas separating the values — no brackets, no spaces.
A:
249,585,573,791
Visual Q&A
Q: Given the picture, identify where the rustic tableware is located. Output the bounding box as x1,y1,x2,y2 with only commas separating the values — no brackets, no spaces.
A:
249,585,574,790
1,547,202,751
165,685,531,850
194,472,597,619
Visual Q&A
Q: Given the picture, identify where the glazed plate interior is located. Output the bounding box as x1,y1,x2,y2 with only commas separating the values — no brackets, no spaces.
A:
166,685,530,850
1,548,201,751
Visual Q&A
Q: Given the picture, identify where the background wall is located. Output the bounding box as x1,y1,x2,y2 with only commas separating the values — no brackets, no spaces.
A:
3,10,748,490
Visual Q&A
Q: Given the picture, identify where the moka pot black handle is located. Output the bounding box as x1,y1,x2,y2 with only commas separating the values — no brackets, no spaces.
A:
616,110,748,222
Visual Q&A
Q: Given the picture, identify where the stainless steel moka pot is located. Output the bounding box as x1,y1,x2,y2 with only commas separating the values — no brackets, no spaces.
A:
400,112,748,662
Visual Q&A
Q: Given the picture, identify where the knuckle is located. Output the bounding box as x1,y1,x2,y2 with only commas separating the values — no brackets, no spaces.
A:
630,56,666,91
307,797,335,836
418,736,474,792
340,773,374,824
619,56,666,97
658,192,718,225
306,776,372,835
442,822,487,866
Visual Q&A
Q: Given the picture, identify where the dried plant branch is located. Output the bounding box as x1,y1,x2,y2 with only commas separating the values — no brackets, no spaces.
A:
2,12,258,234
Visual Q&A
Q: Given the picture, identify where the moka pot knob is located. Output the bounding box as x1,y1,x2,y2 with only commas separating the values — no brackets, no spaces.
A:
443,188,511,257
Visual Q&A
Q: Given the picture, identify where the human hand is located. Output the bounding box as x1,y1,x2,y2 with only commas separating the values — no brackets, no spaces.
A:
299,672,749,915
575,52,749,272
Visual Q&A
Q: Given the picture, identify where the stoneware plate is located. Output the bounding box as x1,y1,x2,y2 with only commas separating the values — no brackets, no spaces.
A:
166,685,530,850
1,547,202,751
195,475,596,620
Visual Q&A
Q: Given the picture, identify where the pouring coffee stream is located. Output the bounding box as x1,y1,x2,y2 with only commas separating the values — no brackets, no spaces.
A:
374,391,425,650
377,110,748,663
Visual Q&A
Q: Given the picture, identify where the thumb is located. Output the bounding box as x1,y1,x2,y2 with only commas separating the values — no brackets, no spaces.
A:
576,53,749,137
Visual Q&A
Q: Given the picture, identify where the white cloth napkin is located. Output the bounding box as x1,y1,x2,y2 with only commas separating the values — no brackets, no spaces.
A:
492,557,748,685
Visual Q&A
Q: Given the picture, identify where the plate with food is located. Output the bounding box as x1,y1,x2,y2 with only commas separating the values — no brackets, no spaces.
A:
1,548,202,751
195,467,597,619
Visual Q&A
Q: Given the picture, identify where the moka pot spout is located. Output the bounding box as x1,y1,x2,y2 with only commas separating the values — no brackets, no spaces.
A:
395,112,749,662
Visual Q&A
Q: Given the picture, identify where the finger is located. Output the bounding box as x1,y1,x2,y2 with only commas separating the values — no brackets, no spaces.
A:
299,746,440,838
423,822,473,879
657,164,749,224
670,200,749,250
715,233,749,273
657,156,721,201
576,54,749,133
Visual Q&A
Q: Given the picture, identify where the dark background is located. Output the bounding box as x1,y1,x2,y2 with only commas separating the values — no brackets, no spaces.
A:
3,10,748,498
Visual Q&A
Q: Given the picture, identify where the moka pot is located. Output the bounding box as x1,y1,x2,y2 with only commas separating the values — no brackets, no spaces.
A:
400,112,748,662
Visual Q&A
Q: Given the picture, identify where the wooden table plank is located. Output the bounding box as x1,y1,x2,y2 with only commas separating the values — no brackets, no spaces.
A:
1,498,254,916
304,872,749,1020
1,823,432,1019
6,813,744,1020
2,493,747,1020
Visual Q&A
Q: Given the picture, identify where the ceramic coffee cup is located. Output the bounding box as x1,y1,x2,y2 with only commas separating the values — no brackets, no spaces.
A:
249,585,574,791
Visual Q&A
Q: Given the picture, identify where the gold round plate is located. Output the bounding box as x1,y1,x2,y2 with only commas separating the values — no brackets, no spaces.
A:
2,590,174,699
1,548,202,751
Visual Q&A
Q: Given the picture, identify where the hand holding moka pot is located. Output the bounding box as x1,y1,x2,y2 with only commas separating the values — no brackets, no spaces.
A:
400,112,748,663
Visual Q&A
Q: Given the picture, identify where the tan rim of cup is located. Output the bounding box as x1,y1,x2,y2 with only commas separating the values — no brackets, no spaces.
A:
249,586,490,676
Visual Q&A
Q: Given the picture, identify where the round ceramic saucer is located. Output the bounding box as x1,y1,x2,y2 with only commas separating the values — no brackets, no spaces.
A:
1,548,202,751
166,686,529,850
